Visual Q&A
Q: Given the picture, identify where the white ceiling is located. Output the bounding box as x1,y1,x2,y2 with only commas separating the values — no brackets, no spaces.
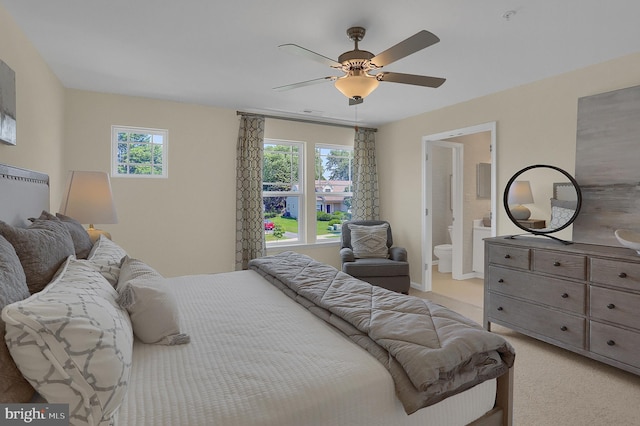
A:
3,0,640,128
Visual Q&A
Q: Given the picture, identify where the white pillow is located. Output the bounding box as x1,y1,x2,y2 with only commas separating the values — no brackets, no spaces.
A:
1,256,133,426
349,223,390,259
87,235,128,286
116,256,190,345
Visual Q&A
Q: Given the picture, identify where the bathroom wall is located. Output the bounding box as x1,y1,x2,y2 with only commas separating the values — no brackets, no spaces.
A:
432,145,453,258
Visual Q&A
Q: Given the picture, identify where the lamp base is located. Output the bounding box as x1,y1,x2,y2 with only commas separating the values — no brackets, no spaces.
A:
87,225,112,244
510,205,531,220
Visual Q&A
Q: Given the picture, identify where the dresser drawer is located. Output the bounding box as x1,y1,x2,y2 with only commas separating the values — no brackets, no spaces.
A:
487,244,530,270
488,293,585,349
590,321,640,370
590,286,640,330
487,266,585,314
590,258,640,291
532,250,586,280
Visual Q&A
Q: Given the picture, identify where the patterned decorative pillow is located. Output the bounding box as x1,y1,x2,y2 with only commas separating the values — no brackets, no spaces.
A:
116,256,190,345
550,205,575,228
2,256,133,425
349,223,390,259
0,219,75,294
87,235,128,286
0,235,35,402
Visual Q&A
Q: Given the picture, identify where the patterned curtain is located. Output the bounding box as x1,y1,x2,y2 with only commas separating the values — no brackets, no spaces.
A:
351,128,380,220
235,114,266,270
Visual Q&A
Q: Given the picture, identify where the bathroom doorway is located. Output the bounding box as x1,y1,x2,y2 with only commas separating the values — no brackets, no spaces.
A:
420,122,497,292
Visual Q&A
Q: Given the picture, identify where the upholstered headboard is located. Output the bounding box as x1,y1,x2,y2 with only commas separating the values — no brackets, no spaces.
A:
553,182,578,202
0,163,50,226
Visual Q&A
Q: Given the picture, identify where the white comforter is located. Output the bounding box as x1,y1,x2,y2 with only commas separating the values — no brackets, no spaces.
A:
117,270,495,426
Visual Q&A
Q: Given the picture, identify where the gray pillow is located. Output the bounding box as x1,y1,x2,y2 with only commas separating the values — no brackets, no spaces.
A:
116,256,190,345
0,219,75,294
0,235,29,308
30,211,93,260
0,235,35,402
55,212,93,259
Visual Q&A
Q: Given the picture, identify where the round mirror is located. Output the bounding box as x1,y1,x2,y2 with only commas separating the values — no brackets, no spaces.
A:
503,164,582,237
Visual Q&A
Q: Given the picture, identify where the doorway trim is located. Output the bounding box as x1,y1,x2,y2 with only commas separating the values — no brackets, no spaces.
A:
419,122,497,292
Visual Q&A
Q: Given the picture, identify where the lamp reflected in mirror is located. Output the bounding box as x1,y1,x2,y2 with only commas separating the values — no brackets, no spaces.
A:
507,180,534,220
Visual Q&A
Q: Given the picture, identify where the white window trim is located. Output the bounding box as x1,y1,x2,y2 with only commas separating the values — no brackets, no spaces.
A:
111,125,168,178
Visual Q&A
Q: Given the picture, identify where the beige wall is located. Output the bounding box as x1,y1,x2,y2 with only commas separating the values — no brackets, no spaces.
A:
376,52,640,286
63,93,354,276
0,6,66,206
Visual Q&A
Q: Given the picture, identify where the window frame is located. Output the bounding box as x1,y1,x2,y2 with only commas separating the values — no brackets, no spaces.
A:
111,125,168,178
263,139,305,246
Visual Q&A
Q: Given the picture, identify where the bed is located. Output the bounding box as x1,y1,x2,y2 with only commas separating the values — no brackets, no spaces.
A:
0,163,515,426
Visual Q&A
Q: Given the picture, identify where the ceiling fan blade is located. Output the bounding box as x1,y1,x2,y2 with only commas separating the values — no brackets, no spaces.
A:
273,76,338,92
349,97,364,106
371,30,440,68
278,44,342,68
377,72,446,88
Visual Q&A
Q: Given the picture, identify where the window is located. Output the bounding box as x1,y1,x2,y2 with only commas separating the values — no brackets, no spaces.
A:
111,126,168,178
262,140,353,246
263,140,303,244
314,145,353,242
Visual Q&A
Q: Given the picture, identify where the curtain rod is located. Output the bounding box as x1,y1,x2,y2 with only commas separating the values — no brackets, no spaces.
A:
237,111,377,132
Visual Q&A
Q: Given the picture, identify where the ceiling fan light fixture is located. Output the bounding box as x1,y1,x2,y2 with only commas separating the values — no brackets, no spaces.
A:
334,70,379,100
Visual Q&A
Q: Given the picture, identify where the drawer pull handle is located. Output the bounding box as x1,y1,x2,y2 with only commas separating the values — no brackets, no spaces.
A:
504,254,511,259
553,261,561,267
607,303,615,309
618,272,627,278
498,279,504,283
561,293,569,298
497,306,503,311
560,326,568,331
607,340,616,346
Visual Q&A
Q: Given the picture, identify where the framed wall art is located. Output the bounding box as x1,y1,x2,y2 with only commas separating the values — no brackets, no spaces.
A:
0,59,16,146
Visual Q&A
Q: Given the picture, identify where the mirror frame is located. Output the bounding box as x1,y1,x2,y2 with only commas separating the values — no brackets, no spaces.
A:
503,164,582,240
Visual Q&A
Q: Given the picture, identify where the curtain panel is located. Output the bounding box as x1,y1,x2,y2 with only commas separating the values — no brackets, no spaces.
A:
235,114,266,270
351,128,380,221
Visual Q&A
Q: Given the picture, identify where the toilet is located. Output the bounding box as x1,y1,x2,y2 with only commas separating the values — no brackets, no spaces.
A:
434,225,453,273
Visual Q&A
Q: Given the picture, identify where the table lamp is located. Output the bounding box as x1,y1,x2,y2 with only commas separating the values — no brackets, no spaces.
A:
59,171,118,243
508,180,534,220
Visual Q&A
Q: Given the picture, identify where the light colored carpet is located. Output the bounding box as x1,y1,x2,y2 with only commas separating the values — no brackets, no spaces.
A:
411,288,640,426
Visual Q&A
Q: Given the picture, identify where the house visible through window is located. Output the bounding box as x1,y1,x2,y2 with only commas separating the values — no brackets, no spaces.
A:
111,126,168,178
314,145,353,242
262,140,353,246
263,140,303,244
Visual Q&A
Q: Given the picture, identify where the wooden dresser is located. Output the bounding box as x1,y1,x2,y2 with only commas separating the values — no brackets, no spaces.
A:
484,236,640,375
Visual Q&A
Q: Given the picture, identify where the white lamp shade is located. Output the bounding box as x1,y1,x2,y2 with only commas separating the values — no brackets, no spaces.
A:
508,181,534,205
334,70,379,99
59,171,118,225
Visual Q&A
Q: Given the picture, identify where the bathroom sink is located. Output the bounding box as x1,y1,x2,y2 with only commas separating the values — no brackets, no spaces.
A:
614,229,640,255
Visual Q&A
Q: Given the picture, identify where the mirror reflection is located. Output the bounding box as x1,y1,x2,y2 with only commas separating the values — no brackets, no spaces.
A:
504,165,581,236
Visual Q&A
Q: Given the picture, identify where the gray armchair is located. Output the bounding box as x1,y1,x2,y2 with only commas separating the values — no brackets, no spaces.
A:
340,220,410,294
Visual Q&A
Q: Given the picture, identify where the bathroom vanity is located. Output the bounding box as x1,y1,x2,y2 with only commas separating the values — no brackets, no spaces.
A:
472,219,491,276
484,236,640,376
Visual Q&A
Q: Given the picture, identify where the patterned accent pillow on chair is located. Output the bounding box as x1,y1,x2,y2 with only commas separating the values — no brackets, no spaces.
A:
349,223,390,259
2,256,133,426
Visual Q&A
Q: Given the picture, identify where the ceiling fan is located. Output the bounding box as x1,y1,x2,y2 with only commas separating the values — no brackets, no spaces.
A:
274,26,446,105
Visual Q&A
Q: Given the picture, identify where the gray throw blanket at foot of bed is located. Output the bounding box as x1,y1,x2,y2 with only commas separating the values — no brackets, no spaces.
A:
249,251,515,415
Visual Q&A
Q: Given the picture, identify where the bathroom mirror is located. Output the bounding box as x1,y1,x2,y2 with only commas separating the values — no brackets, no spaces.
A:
503,164,582,244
